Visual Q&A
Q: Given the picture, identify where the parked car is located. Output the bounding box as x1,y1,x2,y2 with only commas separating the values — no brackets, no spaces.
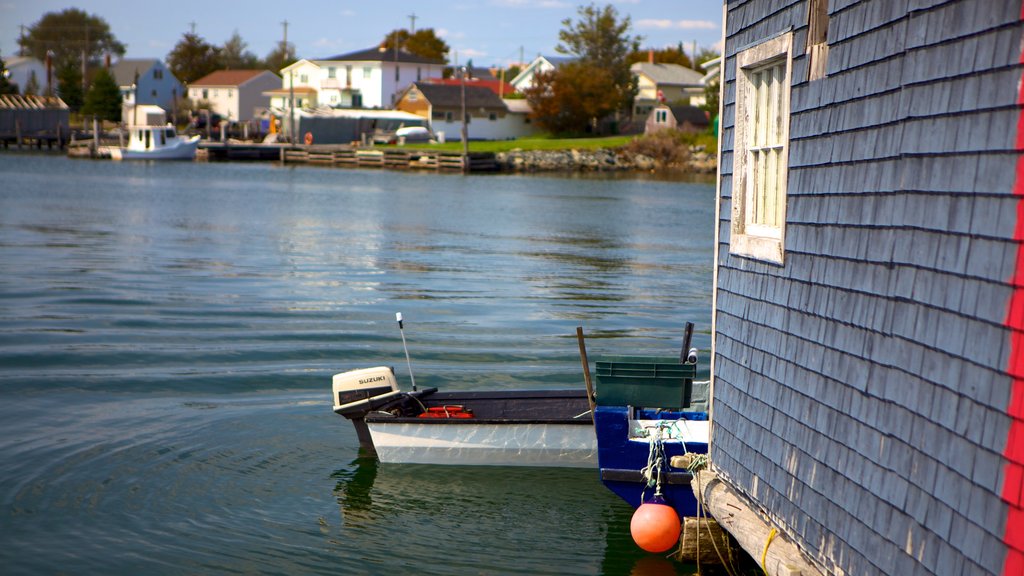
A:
395,126,432,144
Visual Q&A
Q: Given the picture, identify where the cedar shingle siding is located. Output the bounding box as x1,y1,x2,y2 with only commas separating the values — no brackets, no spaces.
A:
714,0,1022,574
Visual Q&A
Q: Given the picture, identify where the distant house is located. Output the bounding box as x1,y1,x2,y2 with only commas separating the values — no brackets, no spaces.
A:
705,1,1024,575
630,60,704,118
189,70,280,121
690,56,721,108
266,48,445,111
425,77,517,98
508,55,575,93
4,56,48,95
110,59,183,118
395,82,539,141
644,104,709,135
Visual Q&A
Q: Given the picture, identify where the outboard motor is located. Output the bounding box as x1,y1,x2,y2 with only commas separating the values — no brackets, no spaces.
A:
332,366,402,418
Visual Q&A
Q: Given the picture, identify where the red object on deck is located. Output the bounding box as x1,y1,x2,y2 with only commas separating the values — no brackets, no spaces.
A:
418,405,474,419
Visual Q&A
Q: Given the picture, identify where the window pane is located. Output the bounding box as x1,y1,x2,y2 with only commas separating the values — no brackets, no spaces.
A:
770,64,778,144
765,149,777,226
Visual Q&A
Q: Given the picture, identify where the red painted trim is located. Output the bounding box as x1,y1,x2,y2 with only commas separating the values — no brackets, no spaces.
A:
1003,4,1024,574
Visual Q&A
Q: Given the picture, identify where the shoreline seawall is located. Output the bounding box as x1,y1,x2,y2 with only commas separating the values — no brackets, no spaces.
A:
495,145,716,174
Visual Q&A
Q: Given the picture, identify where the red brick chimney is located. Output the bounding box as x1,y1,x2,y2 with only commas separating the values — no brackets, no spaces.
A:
648,49,654,64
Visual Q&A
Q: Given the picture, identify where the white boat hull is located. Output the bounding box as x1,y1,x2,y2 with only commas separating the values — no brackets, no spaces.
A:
111,135,199,160
366,420,597,467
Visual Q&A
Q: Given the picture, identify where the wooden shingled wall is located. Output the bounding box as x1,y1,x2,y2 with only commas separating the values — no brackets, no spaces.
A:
713,0,1024,574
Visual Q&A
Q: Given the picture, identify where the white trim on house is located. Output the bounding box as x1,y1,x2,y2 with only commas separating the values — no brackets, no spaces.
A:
729,32,793,265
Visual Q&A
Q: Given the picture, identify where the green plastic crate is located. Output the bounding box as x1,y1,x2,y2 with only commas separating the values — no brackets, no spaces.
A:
594,355,696,409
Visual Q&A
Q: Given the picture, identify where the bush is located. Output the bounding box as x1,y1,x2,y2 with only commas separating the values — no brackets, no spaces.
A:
623,131,687,167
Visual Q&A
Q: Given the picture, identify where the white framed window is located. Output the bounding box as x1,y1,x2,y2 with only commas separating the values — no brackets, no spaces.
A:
730,32,793,265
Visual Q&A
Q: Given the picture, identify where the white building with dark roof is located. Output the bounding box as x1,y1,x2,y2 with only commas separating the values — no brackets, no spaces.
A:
267,47,446,110
508,55,576,94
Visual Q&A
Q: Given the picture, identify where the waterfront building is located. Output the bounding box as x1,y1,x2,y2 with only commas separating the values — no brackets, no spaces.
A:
188,70,280,122
266,48,445,111
708,1,1024,574
110,58,183,119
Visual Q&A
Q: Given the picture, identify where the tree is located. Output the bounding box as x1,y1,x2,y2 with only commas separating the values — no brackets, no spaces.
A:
81,67,121,121
524,63,625,135
18,8,124,69
0,55,17,95
263,41,297,73
556,3,640,71
56,60,84,109
221,31,261,69
23,71,40,96
382,28,449,61
167,32,221,84
526,3,640,134
627,45,693,69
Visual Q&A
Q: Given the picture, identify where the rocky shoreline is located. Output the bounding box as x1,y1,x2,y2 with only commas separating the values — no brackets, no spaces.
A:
493,145,716,174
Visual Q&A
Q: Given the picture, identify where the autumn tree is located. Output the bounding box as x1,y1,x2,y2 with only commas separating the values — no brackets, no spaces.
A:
18,8,124,69
381,28,449,61
527,3,640,134
221,31,261,69
167,32,221,84
81,67,121,121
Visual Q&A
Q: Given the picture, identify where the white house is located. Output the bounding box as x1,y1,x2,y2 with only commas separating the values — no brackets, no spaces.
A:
395,82,541,141
266,47,445,111
508,55,575,94
630,61,704,118
4,56,48,95
689,56,721,108
189,70,280,121
110,59,184,118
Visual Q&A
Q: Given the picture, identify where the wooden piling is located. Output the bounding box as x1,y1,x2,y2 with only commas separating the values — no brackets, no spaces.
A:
691,470,823,576
677,516,734,565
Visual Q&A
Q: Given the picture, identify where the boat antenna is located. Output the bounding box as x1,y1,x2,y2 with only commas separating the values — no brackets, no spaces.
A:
396,312,417,391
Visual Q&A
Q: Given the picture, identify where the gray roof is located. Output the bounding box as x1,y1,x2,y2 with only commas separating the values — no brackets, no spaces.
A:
409,82,506,110
630,62,703,86
109,58,163,87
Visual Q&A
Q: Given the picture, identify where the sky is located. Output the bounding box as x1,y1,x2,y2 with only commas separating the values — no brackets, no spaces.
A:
1,1,723,68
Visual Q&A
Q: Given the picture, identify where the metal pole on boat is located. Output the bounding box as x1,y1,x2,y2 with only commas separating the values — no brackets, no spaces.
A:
576,326,597,423
396,312,417,391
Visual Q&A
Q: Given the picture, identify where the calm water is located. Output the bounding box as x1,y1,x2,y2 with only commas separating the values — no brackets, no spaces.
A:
0,154,715,575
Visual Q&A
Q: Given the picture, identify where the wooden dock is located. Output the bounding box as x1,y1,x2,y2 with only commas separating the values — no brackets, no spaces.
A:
274,144,499,173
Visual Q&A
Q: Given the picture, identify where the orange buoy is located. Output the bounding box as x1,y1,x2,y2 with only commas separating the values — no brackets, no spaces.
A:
304,131,313,145
630,500,681,553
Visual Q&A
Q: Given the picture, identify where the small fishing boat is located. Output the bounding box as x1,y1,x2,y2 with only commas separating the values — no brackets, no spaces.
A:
333,367,596,467
110,124,199,160
331,314,597,467
592,324,710,521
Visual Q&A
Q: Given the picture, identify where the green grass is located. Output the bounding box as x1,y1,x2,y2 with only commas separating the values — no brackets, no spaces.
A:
384,135,636,153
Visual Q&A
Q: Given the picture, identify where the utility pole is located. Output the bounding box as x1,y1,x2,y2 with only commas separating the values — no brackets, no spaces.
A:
281,20,289,48
460,66,468,171
189,21,197,35
408,13,417,33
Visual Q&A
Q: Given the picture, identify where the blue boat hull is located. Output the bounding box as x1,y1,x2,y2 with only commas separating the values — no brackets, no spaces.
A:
595,406,709,518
